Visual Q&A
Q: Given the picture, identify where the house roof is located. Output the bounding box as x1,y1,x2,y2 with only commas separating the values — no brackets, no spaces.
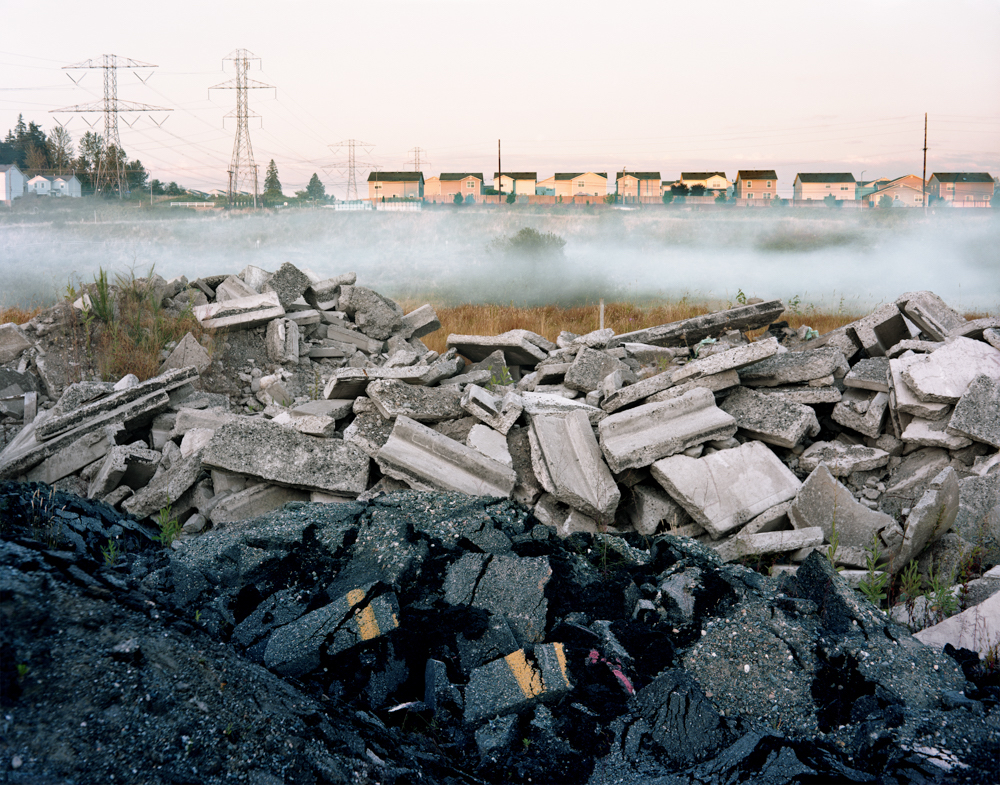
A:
554,172,608,180
440,173,483,181
493,172,537,180
0,164,22,173
367,172,423,183
681,172,727,180
616,172,660,180
930,172,994,184
795,173,856,184
28,175,55,182
736,170,778,180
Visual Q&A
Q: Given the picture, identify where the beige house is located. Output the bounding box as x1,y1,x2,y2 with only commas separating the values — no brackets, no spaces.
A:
616,172,660,202
536,175,556,195
439,173,482,198
554,172,607,198
734,170,777,200
863,182,925,208
423,176,441,196
367,171,424,200
927,173,994,204
679,172,730,195
793,173,856,201
494,172,536,196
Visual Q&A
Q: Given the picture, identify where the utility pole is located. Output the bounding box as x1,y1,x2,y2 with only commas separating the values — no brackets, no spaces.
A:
52,55,171,198
210,49,275,208
497,139,501,197
329,140,373,202
408,147,426,173
922,113,928,216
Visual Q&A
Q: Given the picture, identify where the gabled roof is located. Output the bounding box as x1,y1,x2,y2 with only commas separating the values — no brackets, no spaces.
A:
28,174,55,182
736,170,778,180
0,164,23,173
616,172,660,180
440,173,483,181
493,172,537,180
367,172,423,183
681,172,727,180
795,173,856,184
554,172,608,180
930,172,994,184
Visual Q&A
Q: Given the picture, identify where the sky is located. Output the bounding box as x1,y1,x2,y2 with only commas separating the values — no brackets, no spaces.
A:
2,0,998,198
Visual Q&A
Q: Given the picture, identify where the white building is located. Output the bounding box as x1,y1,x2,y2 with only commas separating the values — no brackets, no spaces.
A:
793,173,857,201
27,175,52,196
26,174,83,198
0,163,26,203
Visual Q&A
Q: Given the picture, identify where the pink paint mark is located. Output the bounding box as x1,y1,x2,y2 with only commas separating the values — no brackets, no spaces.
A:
612,669,635,695
587,649,600,664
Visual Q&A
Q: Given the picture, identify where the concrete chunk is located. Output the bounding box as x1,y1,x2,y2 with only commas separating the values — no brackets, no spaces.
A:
521,391,606,425
901,415,971,450
260,262,311,309
122,450,205,520
600,369,675,413
214,275,258,302
895,468,959,568
739,347,848,387
914,592,1000,659
366,378,464,423
799,441,890,477
831,389,889,438
890,356,951,420
324,322,384,354
625,483,691,535
671,336,779,384
754,385,842,405
900,337,1000,404
719,386,819,448
323,359,462,399
193,292,285,332
343,409,394,458
202,418,369,495
607,300,785,349
646,370,741,404
651,441,802,539
401,304,441,339
844,357,890,392
376,416,516,497
848,302,912,357
598,387,737,474
158,332,212,375
564,347,631,393
0,323,34,365
304,273,356,311
24,425,123,485
528,410,620,521
897,291,966,342
461,385,523,435
210,483,311,525
467,424,513,467
338,285,404,340
947,374,1000,448
715,527,824,563
271,411,337,438
265,318,300,364
88,443,160,499
169,406,237,439
448,330,550,367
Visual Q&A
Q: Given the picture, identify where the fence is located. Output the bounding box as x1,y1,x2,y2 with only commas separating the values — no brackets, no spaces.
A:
168,201,220,209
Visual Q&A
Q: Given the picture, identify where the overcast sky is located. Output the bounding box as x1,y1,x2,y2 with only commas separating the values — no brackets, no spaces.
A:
2,0,998,197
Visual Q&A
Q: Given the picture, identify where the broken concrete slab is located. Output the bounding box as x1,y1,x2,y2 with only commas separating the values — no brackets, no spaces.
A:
303,273,356,311
270,411,337,438
885,448,952,497
789,464,901,551
831,389,889,438
889,355,951,420
376,416,516,497
798,441,890,477
563,347,632,393
896,291,966,342
202,418,369,496
323,322,384,354
651,441,801,539
895,468,959,569
984,327,1000,350
464,643,572,723
0,323,33,365
239,265,271,291
448,330,551,367
214,275,258,302
847,302,913,357
260,262,311,309
600,370,675,413
285,309,321,327
914,591,1000,659
365,378,464,423
338,285,404,340
169,406,237,439
506,426,543,506
715,527,824,564
529,410,620,521
461,385,524,435
121,449,205,520
739,347,848,387
400,304,441,339
753,385,842,405
900,337,1000,404
265,318,300,365
467,424,513,467
193,292,285,332
290,399,354,420
520,391,606,426
22,424,123,485
158,332,212,375
607,299,785,349
646,370,741,405
210,483,311,526
624,483,692,535
718,386,819,449
671,337,779,384
844,357,890,392
87,442,160,499
343,409,394,459
322,359,463,399
945,374,1000,448
598,387,737,474
901,415,971,450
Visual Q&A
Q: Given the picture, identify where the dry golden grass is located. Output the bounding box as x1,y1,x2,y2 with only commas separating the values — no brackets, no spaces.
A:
0,304,46,325
398,298,866,354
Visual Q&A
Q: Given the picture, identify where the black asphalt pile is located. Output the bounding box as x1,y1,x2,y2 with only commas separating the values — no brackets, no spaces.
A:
2,482,998,784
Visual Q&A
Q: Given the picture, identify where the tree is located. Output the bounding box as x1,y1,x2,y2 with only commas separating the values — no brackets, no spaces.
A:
126,159,148,191
671,183,690,196
878,194,894,209
453,191,464,205
150,179,166,195
824,193,842,209
715,191,728,204
263,159,282,199
506,191,517,205
166,182,183,196
306,173,325,200
75,131,104,192
690,184,706,197
662,192,674,205
47,126,74,174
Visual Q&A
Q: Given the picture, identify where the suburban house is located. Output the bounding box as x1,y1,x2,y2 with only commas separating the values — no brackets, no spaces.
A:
793,173,856,201
535,175,555,196
423,176,441,196
862,175,925,208
438,173,483,198
857,177,891,201
27,175,52,196
367,171,424,200
494,172,536,196
616,172,660,202
734,170,777,200
0,163,25,203
554,172,608,198
927,173,994,204
679,172,731,195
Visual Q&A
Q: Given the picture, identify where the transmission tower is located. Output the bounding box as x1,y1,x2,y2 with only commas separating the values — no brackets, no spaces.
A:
51,55,171,197
408,147,427,172
329,140,374,201
209,50,275,207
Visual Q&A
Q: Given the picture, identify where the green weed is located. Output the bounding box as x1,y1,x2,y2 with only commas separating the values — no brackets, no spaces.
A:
858,531,890,609
154,504,182,547
101,538,120,566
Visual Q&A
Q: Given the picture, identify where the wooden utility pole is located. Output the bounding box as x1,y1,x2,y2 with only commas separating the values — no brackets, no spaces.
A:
497,139,501,198
922,113,928,216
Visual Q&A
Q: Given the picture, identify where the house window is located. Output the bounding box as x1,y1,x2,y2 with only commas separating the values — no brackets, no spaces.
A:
746,181,753,189
826,185,831,189
374,184,382,190
767,181,772,188
764,193,771,199
466,181,474,189
577,181,585,189
748,193,754,199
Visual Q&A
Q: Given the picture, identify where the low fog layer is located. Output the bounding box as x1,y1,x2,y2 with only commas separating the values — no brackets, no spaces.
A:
2,206,998,314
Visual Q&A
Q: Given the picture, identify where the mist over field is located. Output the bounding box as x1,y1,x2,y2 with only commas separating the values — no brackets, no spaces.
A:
2,204,998,315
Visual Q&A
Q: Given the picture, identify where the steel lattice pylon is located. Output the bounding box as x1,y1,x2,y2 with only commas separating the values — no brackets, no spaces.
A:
210,50,275,207
52,54,171,197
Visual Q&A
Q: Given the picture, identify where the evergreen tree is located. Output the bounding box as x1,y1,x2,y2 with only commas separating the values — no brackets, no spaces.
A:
306,173,325,200
263,160,282,198
47,126,74,174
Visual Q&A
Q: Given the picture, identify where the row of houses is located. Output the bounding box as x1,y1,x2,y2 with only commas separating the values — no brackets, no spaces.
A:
370,170,996,206
0,164,83,202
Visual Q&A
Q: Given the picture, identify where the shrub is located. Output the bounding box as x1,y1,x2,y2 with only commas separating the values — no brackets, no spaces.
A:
488,227,566,257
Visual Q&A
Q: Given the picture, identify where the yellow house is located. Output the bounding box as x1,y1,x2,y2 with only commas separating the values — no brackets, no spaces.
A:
616,172,660,202
424,176,441,196
554,172,607,198
535,175,556,195
494,172,536,196
367,171,424,200
734,170,777,200
793,173,856,201
679,172,730,195
439,173,483,198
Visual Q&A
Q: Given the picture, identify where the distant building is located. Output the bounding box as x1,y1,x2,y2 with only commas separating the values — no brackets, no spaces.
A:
856,177,891,201
27,175,52,196
793,173,856,201
554,172,607,198
734,170,777,200
862,175,924,208
26,173,82,198
679,171,730,195
494,172,536,196
616,172,660,202
927,173,994,204
535,175,555,196
367,171,424,200
0,163,25,203
438,173,483,198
